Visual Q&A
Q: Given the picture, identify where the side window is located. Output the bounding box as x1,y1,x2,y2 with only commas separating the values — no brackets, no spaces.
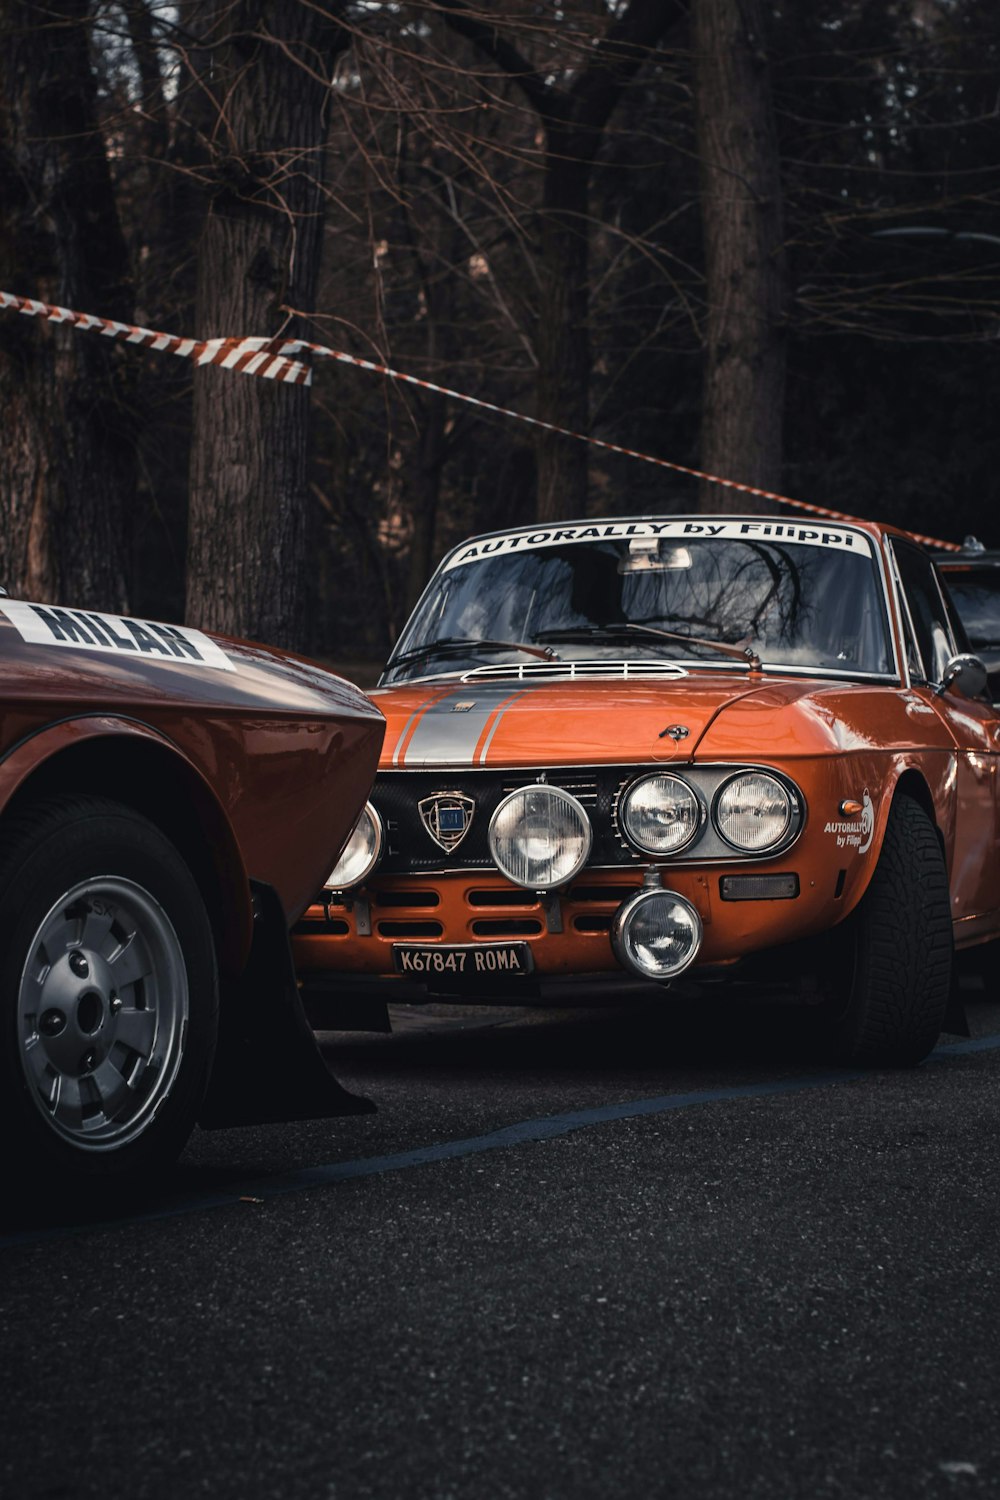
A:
935,573,973,656
892,541,955,684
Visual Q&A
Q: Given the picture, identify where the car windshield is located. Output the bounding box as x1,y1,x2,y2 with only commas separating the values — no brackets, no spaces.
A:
383,525,894,684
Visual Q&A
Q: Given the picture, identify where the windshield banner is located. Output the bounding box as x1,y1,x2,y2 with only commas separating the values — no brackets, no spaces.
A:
443,519,873,571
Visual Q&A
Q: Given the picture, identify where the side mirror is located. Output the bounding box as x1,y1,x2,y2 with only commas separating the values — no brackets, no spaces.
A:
937,653,989,700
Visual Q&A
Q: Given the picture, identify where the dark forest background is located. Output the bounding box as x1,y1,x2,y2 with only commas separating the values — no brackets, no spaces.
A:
1,0,998,660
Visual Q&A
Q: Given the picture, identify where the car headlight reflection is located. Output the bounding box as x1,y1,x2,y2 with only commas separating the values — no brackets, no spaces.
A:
324,802,383,889
713,772,793,852
621,773,702,855
489,784,592,890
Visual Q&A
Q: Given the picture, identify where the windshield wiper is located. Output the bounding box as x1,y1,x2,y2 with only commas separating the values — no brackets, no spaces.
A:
389,636,560,670
537,625,654,643
624,622,762,672
536,623,762,672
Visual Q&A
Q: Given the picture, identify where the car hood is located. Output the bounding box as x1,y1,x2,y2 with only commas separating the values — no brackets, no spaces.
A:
371,674,789,768
0,599,378,723
369,671,923,769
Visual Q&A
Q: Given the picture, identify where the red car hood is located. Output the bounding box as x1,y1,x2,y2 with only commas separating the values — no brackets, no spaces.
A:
369,671,924,769
371,674,765,768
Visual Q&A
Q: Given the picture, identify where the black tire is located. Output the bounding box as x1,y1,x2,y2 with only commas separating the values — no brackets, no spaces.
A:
814,794,951,1066
0,794,218,1188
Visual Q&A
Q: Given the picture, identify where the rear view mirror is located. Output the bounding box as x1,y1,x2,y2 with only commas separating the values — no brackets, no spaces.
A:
937,653,989,700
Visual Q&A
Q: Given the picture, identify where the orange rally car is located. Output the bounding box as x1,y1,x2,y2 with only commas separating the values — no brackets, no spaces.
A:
294,514,1000,1065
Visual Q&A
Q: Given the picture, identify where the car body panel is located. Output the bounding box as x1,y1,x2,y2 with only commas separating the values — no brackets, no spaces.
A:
0,607,384,933
1,600,386,1127
381,677,769,769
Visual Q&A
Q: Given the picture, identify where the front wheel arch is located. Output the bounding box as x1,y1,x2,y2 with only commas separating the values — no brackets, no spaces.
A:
814,791,952,1066
829,765,942,930
893,766,942,849
0,725,252,976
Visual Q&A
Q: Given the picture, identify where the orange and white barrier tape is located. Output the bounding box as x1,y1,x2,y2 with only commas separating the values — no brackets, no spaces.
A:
0,289,960,551
0,290,311,385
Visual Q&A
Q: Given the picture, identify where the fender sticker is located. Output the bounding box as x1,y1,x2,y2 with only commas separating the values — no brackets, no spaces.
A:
0,601,235,672
825,789,875,853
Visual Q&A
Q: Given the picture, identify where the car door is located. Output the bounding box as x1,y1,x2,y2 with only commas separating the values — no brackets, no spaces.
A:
891,537,1000,928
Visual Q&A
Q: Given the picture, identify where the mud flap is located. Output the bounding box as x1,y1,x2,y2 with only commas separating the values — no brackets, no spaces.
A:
199,882,376,1129
942,979,971,1038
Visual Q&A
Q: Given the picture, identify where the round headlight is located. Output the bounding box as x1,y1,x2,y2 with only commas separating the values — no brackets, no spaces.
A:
620,774,702,855
612,887,703,980
488,784,592,891
324,802,383,889
713,772,792,852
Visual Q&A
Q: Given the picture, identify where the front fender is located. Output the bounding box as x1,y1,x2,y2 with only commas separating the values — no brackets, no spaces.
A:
0,713,166,812
0,714,254,974
818,751,953,926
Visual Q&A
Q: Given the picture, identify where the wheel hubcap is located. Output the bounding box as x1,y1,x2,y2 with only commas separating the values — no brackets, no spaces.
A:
17,878,189,1151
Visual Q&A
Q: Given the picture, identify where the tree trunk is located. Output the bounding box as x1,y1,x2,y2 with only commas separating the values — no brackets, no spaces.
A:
185,1,349,651
438,1,673,525
693,0,787,511
405,391,449,612
0,0,134,609
396,134,460,612
536,137,591,524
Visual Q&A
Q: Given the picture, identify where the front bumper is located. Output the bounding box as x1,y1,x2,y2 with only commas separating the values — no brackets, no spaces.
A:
292,862,845,987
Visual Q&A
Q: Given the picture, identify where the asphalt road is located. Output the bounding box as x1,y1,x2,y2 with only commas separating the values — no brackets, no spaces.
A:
2,987,999,1500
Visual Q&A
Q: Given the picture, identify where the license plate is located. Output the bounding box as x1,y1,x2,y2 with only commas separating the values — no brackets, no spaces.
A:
392,942,534,978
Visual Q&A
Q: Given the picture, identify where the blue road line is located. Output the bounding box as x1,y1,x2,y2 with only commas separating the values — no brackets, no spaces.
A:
933,1033,1000,1057
3,1031,1000,1250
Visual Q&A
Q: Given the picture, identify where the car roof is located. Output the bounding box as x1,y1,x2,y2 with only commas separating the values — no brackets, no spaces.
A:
936,550,1000,566
931,534,997,562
